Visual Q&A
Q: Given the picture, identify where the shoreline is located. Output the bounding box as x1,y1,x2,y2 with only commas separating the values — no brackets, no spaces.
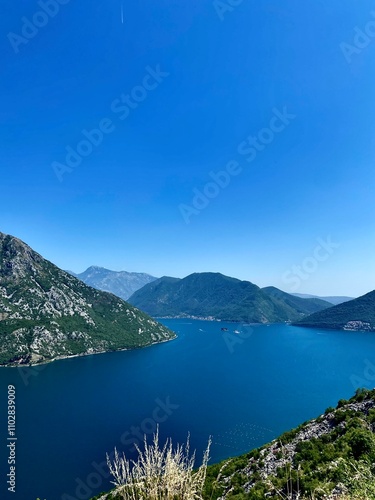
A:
154,315,265,324
0,334,177,368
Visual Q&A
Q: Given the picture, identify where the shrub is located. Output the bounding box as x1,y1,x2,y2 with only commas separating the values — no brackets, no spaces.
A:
368,408,375,424
345,428,375,460
352,388,369,402
337,398,348,408
334,410,347,424
324,406,335,415
106,428,211,499
279,429,297,444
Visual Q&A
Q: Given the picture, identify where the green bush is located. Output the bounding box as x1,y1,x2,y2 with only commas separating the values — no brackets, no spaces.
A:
352,388,370,402
344,428,375,459
337,398,348,408
368,408,375,424
334,410,347,423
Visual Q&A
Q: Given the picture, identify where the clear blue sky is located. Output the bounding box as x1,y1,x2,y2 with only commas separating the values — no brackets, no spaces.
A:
1,0,374,296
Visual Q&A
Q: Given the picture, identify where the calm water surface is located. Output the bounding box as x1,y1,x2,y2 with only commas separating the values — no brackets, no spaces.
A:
1,319,375,499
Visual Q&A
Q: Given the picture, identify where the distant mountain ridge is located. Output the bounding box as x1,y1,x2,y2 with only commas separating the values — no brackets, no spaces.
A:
261,286,333,315
295,290,375,331
0,232,175,366
128,272,332,323
69,267,355,311
292,293,354,305
68,266,157,300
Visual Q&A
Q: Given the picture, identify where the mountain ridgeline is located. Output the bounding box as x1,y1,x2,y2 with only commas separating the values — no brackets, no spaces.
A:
292,293,354,305
296,290,375,331
128,273,332,323
69,266,157,301
0,232,175,366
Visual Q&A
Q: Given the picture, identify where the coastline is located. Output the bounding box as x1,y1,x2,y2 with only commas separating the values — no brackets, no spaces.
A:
154,314,265,324
0,333,177,368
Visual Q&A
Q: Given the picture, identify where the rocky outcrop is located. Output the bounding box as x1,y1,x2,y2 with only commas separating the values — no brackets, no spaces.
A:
216,397,375,499
0,232,175,366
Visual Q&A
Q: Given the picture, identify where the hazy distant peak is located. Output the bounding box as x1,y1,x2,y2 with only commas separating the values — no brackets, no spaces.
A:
72,266,158,300
292,293,355,305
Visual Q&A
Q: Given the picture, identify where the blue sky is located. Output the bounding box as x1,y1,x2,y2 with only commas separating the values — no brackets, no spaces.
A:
1,0,375,296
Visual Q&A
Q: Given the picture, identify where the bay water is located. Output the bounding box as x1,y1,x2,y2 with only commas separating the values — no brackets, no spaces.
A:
1,319,374,499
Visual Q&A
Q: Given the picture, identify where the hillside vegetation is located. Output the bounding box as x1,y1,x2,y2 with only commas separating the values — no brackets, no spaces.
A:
0,232,175,366
128,273,331,323
296,291,375,332
91,389,375,500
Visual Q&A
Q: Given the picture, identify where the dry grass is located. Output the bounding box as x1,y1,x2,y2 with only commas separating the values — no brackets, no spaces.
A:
106,427,211,499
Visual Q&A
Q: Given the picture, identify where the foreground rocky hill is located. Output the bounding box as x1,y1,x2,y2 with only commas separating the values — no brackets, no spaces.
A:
92,389,375,500
0,232,175,366
203,388,375,499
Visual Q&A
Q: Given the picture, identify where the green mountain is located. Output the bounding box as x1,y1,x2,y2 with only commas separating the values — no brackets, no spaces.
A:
0,232,175,366
128,273,331,323
295,290,375,331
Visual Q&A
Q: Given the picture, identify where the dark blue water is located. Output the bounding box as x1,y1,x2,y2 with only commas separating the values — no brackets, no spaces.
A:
1,320,375,500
